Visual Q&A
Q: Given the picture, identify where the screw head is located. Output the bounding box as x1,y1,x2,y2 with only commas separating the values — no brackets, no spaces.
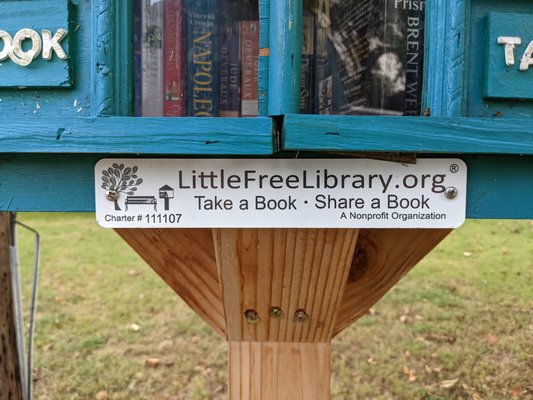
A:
105,190,119,201
244,309,260,324
294,309,309,323
445,187,458,199
270,306,283,319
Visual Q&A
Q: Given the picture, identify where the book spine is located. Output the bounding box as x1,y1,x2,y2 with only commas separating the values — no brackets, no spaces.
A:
141,0,164,116
300,15,315,114
163,0,186,116
240,20,259,117
133,0,142,116
186,0,219,117
314,1,332,115
219,22,241,117
402,0,425,116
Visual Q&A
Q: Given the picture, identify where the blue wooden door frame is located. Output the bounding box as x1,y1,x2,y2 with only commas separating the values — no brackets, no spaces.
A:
0,0,532,219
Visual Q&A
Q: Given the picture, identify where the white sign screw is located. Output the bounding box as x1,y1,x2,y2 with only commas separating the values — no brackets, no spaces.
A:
105,190,119,201
445,187,458,199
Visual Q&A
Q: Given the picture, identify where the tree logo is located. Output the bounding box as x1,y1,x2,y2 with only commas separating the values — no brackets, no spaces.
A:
100,164,143,210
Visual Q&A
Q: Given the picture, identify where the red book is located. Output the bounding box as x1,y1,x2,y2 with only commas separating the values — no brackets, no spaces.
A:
163,0,186,116
240,21,259,117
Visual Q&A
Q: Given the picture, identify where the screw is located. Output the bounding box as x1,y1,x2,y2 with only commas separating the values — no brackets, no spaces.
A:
244,309,260,324
294,309,309,323
445,187,458,199
105,190,119,201
270,306,283,319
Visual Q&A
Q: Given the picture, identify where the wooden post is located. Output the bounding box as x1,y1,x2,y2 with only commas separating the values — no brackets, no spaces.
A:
228,342,330,399
118,226,451,399
213,228,358,400
0,212,24,400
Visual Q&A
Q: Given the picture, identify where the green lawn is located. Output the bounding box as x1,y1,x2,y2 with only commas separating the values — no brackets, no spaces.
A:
15,213,532,399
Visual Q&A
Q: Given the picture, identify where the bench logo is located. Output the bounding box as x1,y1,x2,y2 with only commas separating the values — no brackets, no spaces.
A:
101,164,145,211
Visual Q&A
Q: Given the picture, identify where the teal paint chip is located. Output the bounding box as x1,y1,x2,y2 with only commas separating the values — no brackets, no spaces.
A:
0,0,71,88
484,12,533,100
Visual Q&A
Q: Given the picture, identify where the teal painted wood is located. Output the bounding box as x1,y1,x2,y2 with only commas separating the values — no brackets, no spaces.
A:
425,0,467,117
91,1,132,116
282,114,533,154
0,0,71,88
259,0,270,116
1,154,531,218
468,0,533,117
114,2,133,116
0,0,93,117
0,154,103,212
483,12,533,100
93,0,114,116
0,117,274,155
268,0,302,116
465,155,533,219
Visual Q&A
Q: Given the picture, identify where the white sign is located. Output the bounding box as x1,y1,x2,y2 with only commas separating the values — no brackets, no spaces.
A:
95,158,467,229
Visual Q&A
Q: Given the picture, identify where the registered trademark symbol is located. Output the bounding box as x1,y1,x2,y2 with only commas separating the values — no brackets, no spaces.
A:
449,164,459,173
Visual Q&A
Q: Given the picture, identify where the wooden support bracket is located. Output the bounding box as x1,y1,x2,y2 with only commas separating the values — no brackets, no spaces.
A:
117,227,451,399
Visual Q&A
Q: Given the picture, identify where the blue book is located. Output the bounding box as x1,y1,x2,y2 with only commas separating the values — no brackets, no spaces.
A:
133,0,142,116
186,0,219,117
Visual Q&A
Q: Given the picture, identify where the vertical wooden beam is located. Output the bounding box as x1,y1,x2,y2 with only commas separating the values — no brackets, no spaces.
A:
0,212,23,400
228,342,330,400
213,228,359,400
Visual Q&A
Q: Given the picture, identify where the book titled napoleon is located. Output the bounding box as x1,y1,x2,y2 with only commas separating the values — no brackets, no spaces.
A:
186,0,219,117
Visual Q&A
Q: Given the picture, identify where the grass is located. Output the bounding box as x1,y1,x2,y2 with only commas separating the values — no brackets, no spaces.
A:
14,213,533,399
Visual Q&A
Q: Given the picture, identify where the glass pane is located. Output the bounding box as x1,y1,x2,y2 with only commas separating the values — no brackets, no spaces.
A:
302,0,426,116
134,0,259,117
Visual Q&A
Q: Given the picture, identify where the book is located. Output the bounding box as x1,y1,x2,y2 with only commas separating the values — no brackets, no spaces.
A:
403,1,426,116
133,0,142,116
300,15,315,114
186,0,219,117
314,0,332,114
219,22,241,117
328,0,426,116
163,0,186,116
240,20,259,117
141,0,164,116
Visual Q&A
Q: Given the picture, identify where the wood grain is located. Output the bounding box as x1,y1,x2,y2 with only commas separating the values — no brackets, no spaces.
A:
115,228,225,337
333,228,451,335
0,213,23,400
283,114,533,154
268,0,302,115
228,341,330,400
425,0,467,117
213,228,359,342
0,117,274,155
